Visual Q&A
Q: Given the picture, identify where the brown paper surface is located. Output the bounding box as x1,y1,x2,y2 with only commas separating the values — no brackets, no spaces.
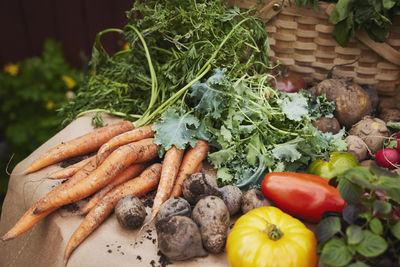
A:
0,113,230,267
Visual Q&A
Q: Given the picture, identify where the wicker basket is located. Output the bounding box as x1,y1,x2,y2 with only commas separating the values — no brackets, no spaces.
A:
231,0,400,96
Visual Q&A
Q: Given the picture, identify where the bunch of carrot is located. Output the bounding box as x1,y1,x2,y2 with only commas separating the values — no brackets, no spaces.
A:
1,120,209,266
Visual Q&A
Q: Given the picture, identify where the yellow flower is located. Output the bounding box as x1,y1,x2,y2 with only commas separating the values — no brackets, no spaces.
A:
62,75,76,89
46,101,55,110
123,43,130,51
3,63,19,76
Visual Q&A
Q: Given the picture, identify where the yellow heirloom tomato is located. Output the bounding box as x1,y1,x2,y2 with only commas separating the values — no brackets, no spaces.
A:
226,206,318,267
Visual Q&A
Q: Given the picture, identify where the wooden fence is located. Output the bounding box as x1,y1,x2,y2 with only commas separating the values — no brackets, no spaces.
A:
0,0,134,68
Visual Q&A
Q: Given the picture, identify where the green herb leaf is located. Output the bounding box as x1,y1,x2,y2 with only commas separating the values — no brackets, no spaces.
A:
369,218,383,235
355,230,388,258
320,238,354,267
342,204,363,224
314,216,342,243
391,221,400,240
373,200,392,215
346,225,364,245
338,177,363,204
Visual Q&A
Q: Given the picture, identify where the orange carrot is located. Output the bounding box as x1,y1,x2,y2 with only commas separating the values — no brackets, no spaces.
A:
25,121,134,174
169,140,209,198
96,124,155,165
63,163,162,265
1,159,97,241
33,138,159,214
151,146,184,217
194,161,203,173
47,155,96,179
79,162,148,215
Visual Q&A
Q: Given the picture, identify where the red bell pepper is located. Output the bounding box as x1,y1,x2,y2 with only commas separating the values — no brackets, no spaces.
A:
261,172,346,223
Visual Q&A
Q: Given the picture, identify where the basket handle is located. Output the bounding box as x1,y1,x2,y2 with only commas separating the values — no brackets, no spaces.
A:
324,4,400,66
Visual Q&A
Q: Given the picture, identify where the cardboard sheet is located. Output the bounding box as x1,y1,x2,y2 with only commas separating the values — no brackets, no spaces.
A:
0,114,230,267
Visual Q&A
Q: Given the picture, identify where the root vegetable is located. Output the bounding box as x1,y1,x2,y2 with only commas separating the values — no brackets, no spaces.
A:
34,138,159,214
312,117,341,134
182,172,222,205
372,148,400,170
63,163,162,265
345,135,368,162
152,145,184,217
379,108,400,123
191,196,230,254
241,189,271,214
25,120,134,173
169,140,210,198
314,78,372,128
218,185,242,216
155,197,191,223
155,216,208,261
348,116,390,154
115,196,147,229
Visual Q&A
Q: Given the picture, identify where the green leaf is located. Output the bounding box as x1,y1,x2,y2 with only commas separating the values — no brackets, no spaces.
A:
342,204,363,224
332,14,355,47
320,238,354,267
346,225,364,245
208,147,235,168
314,216,342,243
271,143,302,162
190,68,231,119
369,218,384,235
278,93,309,122
338,177,363,204
373,200,392,215
383,0,396,9
153,107,199,150
391,221,400,240
356,230,388,257
329,0,355,24
245,133,262,166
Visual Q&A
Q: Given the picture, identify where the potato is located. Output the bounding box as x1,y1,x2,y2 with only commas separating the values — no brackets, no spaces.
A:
156,216,208,261
348,116,390,154
312,117,341,134
155,197,191,223
115,196,146,229
345,135,368,162
315,78,372,128
241,189,271,214
192,196,230,254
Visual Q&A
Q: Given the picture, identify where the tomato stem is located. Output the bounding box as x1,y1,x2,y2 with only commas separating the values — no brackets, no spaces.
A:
263,222,283,241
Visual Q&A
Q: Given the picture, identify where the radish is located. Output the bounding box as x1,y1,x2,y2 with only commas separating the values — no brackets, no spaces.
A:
397,131,400,151
372,148,400,170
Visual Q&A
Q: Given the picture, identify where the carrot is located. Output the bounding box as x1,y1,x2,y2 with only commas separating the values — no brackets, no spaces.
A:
47,155,96,179
151,146,184,217
96,124,155,165
33,138,159,214
1,159,97,241
25,120,134,174
194,161,203,173
169,140,209,198
63,163,162,266
79,162,148,215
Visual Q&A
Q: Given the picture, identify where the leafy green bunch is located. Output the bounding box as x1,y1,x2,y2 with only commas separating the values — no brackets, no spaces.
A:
315,166,400,266
60,0,270,126
153,69,346,188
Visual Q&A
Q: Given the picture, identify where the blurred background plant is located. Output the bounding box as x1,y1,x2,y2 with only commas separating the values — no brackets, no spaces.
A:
0,39,82,214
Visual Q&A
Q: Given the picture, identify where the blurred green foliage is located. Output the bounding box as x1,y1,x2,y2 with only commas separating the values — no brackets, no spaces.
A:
0,39,82,214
